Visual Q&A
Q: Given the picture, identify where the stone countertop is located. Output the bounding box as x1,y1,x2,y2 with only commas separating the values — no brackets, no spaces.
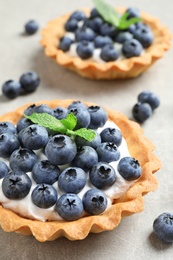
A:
0,0,173,259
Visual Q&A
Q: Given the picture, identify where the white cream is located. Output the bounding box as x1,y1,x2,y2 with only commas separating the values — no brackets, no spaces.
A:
0,120,135,222
66,42,125,63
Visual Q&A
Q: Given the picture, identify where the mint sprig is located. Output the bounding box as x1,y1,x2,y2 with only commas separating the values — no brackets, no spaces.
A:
92,0,141,30
24,112,96,142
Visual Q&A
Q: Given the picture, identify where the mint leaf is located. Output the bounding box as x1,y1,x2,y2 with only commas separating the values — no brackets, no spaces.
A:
24,113,66,133
60,113,77,130
93,0,141,29
24,112,96,142
74,128,96,142
119,12,141,29
93,0,120,27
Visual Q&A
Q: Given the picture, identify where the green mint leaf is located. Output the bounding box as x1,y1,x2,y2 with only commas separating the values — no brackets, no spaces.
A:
119,12,141,29
25,112,96,142
74,128,96,142
24,113,66,133
93,0,120,27
60,113,77,130
93,0,142,29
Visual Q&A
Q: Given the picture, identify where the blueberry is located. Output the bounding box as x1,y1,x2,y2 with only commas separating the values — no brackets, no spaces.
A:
138,91,160,110
16,118,32,132
55,193,83,221
75,27,96,42
68,107,91,129
115,32,133,43
100,127,122,147
20,71,40,93
23,104,36,116
75,131,101,149
100,23,118,38
133,24,154,48
132,102,152,123
0,121,17,135
89,162,116,189
118,157,142,181
10,148,38,172
2,171,32,199
59,36,74,52
153,212,173,242
100,44,119,62
128,23,137,34
69,11,86,21
76,41,94,60
53,106,68,120
58,167,87,194
68,100,87,110
82,188,107,215
122,39,143,58
65,18,78,32
2,80,21,99
31,184,57,209
125,7,140,19
32,160,61,185
32,104,54,116
20,124,49,150
94,35,113,48
88,106,108,129
85,17,103,33
0,161,9,179
128,22,144,34
96,142,120,163
0,133,20,158
72,146,98,172
90,8,102,18
25,20,39,34
45,134,77,165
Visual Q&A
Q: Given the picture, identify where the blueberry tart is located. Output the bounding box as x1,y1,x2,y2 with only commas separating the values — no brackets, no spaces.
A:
0,99,161,241
40,5,172,79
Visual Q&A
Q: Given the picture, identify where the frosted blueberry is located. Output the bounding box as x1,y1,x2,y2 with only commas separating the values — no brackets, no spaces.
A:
58,167,87,194
83,189,107,215
55,193,83,221
2,171,32,200
10,148,38,173
118,157,141,181
31,184,57,208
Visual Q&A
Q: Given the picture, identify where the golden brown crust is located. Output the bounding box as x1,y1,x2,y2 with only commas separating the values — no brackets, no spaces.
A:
0,99,161,241
40,8,172,80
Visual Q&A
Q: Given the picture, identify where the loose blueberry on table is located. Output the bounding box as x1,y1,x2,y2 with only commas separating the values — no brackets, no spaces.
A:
0,101,142,221
24,20,39,35
1,71,40,99
132,90,160,123
153,212,173,242
58,3,154,62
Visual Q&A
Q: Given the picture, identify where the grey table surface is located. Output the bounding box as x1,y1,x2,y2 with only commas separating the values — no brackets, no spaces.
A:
0,0,173,259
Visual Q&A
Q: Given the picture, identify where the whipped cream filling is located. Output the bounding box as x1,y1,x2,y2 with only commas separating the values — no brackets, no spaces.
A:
0,120,135,222
65,32,124,63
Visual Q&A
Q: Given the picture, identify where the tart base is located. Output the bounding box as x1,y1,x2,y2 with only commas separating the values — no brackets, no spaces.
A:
0,99,161,241
40,8,172,80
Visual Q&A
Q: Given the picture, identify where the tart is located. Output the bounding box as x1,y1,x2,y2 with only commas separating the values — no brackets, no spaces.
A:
40,7,172,80
0,99,161,241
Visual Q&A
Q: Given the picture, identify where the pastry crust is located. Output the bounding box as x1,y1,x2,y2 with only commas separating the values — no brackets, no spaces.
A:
40,8,172,80
0,99,161,241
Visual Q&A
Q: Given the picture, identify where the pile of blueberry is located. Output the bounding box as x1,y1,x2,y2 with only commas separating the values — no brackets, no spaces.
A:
58,7,154,61
0,101,141,221
132,90,160,123
1,71,40,99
